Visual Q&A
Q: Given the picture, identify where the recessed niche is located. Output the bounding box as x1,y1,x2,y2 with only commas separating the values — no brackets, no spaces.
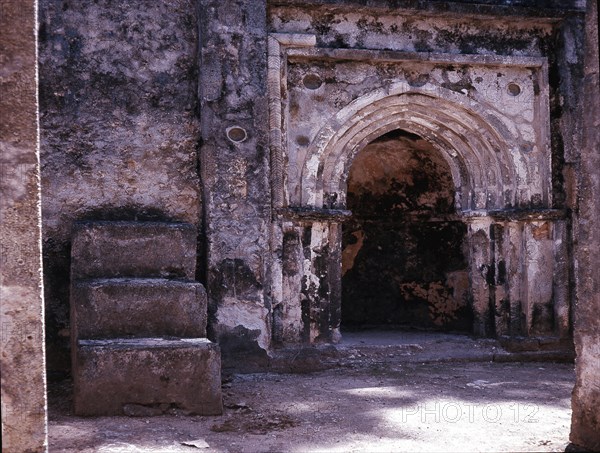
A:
520,143,534,153
226,126,248,143
296,135,310,147
303,74,323,90
507,83,521,96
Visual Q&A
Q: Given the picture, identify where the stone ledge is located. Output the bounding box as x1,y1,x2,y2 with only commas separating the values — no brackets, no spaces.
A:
269,0,583,20
222,333,575,374
275,206,352,222
464,208,568,221
71,221,197,280
71,279,207,340
74,338,222,416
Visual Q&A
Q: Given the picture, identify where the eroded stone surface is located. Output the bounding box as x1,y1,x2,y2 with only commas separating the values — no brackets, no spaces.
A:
570,0,600,449
285,54,551,210
73,338,222,416
0,0,48,451
199,1,272,358
268,2,580,345
71,278,207,340
38,0,202,373
71,221,198,280
3,0,598,450
69,220,221,418
32,0,588,374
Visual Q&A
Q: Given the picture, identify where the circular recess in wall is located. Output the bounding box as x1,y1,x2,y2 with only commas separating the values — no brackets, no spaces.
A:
406,73,429,87
296,135,310,147
520,143,534,153
507,83,521,96
226,126,248,143
303,73,323,90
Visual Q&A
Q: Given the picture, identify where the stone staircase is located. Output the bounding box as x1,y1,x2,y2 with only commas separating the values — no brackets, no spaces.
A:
70,221,222,416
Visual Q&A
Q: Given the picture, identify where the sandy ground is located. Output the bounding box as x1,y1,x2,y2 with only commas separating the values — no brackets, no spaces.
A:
48,333,575,452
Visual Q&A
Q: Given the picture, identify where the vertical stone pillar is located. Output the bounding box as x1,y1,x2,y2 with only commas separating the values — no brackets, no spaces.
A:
468,213,570,340
274,223,304,345
298,221,342,344
522,220,555,335
493,215,570,338
274,209,347,345
501,221,526,336
327,222,342,343
490,222,510,336
198,1,272,357
571,0,600,449
552,219,570,339
466,217,493,337
0,0,49,451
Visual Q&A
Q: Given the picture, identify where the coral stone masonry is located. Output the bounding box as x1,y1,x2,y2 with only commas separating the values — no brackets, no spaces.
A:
1,0,599,451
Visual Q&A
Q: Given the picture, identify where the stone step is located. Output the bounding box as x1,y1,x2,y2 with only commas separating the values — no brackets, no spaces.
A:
73,338,223,416
71,278,207,340
71,221,197,279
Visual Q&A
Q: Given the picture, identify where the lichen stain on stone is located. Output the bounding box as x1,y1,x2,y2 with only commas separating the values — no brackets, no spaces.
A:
399,281,457,326
269,7,552,56
209,258,263,303
228,157,248,198
217,297,270,352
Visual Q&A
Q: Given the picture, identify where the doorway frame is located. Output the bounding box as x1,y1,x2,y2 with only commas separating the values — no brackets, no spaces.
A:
267,36,567,345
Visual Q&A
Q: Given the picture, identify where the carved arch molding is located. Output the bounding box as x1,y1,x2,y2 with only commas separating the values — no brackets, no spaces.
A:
268,34,568,345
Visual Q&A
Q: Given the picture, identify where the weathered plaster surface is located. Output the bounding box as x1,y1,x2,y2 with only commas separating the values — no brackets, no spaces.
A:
0,0,48,450
268,2,584,215
269,5,554,56
38,0,201,372
570,0,600,449
285,53,551,210
267,2,579,344
34,0,586,362
1,0,598,448
199,0,272,359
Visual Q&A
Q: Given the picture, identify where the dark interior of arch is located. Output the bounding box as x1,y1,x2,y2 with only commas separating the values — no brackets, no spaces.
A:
341,129,472,332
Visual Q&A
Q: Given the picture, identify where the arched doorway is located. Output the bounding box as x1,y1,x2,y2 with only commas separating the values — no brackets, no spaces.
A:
341,129,471,332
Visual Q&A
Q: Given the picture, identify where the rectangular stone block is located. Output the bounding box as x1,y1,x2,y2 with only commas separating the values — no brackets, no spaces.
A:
71,279,207,339
71,221,197,279
73,338,223,416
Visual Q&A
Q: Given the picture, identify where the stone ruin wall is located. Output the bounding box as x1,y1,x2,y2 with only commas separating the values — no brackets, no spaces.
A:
38,0,203,374
3,1,598,451
1,1,48,450
571,0,600,448
37,0,586,371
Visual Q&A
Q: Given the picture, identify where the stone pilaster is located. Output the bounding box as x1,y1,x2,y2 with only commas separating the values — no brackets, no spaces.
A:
199,1,272,357
570,0,600,449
